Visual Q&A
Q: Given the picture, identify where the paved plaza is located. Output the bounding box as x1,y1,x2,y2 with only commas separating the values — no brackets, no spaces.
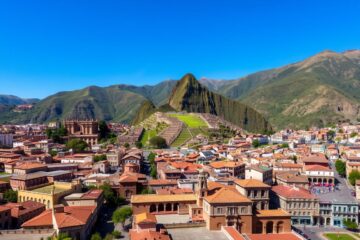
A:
167,227,228,240
155,214,191,224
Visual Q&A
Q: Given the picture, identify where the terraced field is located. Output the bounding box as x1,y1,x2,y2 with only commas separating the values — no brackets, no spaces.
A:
171,128,192,147
168,113,208,128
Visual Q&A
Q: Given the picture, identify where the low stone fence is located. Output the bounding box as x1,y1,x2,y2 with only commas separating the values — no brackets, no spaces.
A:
163,222,206,229
0,228,55,235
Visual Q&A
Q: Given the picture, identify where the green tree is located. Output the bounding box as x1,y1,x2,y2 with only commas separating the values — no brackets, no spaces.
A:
135,141,143,149
112,206,133,227
94,154,107,162
327,130,336,141
66,138,89,153
49,150,58,157
104,234,113,240
111,230,122,239
350,132,358,138
280,143,289,148
150,166,157,179
4,189,17,203
149,136,167,149
124,142,130,149
343,219,358,230
99,182,117,206
335,160,346,177
90,232,102,240
46,126,68,144
252,139,260,148
148,152,155,163
53,233,72,240
348,170,360,186
99,120,111,140
140,187,155,194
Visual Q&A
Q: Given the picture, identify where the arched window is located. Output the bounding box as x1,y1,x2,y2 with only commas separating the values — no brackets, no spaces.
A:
276,221,284,233
266,221,273,234
149,204,156,213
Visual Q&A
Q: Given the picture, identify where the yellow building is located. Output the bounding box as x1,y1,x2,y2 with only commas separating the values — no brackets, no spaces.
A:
18,181,81,209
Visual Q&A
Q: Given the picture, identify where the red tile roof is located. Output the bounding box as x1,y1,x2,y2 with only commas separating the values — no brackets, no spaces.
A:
129,229,171,240
5,201,45,218
21,206,96,229
205,187,251,204
305,164,332,172
15,162,46,170
223,226,245,240
272,185,317,199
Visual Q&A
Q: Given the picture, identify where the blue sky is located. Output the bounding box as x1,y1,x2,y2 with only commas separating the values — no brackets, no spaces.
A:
0,0,360,98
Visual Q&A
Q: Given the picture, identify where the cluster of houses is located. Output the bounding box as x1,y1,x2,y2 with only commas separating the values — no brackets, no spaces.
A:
0,120,359,240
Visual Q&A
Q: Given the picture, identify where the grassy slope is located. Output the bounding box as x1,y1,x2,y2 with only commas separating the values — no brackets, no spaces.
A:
140,129,157,146
168,113,208,128
171,128,192,147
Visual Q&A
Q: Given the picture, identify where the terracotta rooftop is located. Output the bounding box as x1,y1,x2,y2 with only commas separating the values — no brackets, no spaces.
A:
14,162,46,170
305,165,332,172
5,201,45,218
21,206,96,229
274,163,302,168
129,229,170,240
302,154,328,163
209,161,244,169
276,172,308,183
272,185,317,199
131,194,197,204
223,226,245,240
235,179,271,188
148,179,177,186
204,187,251,204
0,205,11,212
207,181,226,191
256,209,291,217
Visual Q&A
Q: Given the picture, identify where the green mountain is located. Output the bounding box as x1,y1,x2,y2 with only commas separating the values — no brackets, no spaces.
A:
0,95,39,105
200,50,360,129
4,49,359,130
0,81,177,124
168,74,272,133
113,80,177,106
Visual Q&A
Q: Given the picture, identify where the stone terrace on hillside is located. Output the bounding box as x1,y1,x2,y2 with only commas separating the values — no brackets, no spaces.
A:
158,114,184,146
199,113,242,131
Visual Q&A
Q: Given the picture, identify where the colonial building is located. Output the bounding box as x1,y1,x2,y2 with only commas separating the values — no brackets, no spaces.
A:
130,171,293,235
209,160,245,178
235,179,271,211
0,205,11,229
4,201,45,228
10,170,73,191
64,120,99,146
22,205,97,240
203,187,253,231
131,194,197,215
245,165,273,185
18,181,81,209
271,185,319,225
275,171,309,189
